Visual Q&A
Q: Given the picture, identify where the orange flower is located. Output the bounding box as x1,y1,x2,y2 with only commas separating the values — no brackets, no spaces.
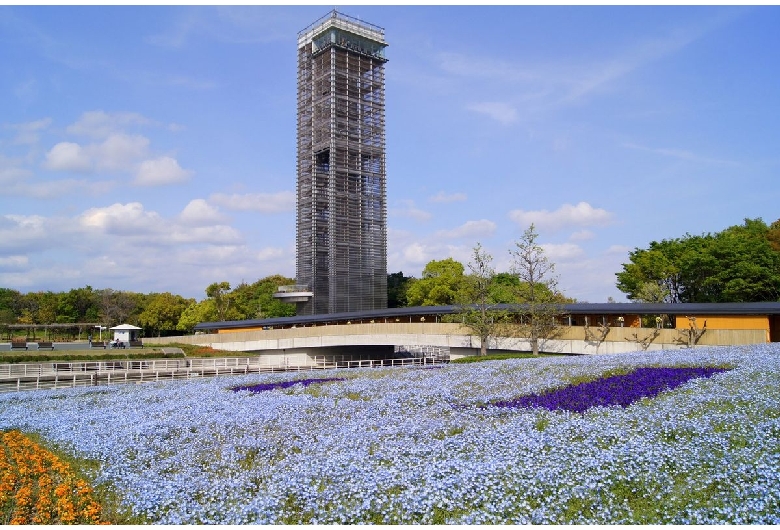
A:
1,430,110,525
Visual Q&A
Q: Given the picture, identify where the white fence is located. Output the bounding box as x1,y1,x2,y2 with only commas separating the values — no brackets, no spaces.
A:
0,355,446,394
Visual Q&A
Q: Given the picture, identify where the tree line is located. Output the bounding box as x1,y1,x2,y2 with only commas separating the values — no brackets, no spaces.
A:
616,218,780,303
0,225,568,355
0,275,296,339
3,217,776,343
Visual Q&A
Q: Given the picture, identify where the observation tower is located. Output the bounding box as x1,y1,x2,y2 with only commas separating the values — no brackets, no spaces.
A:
284,11,389,315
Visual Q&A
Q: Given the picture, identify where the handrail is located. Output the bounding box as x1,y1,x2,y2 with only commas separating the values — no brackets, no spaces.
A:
0,355,447,394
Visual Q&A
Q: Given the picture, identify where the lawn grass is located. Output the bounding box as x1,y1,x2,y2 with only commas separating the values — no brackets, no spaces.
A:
451,351,566,363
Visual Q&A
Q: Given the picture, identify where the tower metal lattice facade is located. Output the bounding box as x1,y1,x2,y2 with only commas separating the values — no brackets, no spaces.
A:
295,11,388,315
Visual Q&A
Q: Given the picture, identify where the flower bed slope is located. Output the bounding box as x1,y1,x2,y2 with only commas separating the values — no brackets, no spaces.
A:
0,345,778,525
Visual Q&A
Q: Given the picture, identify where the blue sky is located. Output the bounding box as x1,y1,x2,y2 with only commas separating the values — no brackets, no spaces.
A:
1,5,779,303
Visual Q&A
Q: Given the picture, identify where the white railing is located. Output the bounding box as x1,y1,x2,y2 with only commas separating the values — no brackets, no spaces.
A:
0,355,447,394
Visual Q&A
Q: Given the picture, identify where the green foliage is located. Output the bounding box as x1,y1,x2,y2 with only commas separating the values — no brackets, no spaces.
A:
230,275,297,319
56,286,98,323
0,274,298,335
205,282,234,321
387,271,414,308
406,258,468,306
616,218,780,303
138,293,193,337
177,299,217,332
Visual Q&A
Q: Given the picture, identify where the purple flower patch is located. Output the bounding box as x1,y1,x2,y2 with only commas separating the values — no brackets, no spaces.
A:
232,377,345,394
491,366,730,414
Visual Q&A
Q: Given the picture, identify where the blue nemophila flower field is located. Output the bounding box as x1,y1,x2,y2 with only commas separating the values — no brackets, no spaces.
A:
1,344,779,524
233,377,345,393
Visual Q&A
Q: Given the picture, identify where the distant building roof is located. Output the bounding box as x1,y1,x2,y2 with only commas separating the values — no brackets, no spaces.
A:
194,302,780,332
110,324,142,330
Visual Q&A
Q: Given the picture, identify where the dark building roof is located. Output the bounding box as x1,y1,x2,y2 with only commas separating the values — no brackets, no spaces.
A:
193,302,780,332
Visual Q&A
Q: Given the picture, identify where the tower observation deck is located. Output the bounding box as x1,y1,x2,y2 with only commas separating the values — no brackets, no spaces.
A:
293,11,388,315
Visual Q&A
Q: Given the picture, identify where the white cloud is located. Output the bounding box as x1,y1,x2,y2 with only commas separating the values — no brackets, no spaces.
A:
438,52,538,84
79,202,163,235
509,202,614,233
466,102,517,124
135,156,192,186
209,191,295,213
8,117,51,145
43,133,151,174
43,142,92,172
178,199,227,226
391,200,432,222
97,134,151,172
0,155,32,185
623,142,740,166
606,244,632,256
0,255,29,269
429,191,467,203
77,202,242,248
0,214,72,254
541,242,586,262
168,225,242,245
66,110,152,139
570,230,595,241
436,219,496,240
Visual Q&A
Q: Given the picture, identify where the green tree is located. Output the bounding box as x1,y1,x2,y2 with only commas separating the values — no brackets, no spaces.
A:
205,282,235,321
56,286,98,323
230,275,297,319
508,224,566,356
616,239,684,303
0,288,22,324
138,292,193,337
616,218,780,303
459,244,510,356
97,289,136,326
387,271,414,308
488,273,521,304
406,258,468,306
177,299,217,333
18,291,59,325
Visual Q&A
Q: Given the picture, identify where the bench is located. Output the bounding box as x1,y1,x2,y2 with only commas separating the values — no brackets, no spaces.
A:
91,341,107,349
37,341,54,350
129,340,144,348
11,340,28,351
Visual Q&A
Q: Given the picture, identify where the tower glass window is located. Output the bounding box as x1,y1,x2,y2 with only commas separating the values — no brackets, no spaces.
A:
295,11,388,315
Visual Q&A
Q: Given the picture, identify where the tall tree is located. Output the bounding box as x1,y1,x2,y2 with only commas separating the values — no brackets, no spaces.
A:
387,271,414,308
616,218,780,303
97,289,136,326
177,299,217,333
459,244,509,356
509,224,565,356
138,293,192,337
0,288,22,324
205,282,234,321
406,258,468,306
230,275,297,319
56,286,99,323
